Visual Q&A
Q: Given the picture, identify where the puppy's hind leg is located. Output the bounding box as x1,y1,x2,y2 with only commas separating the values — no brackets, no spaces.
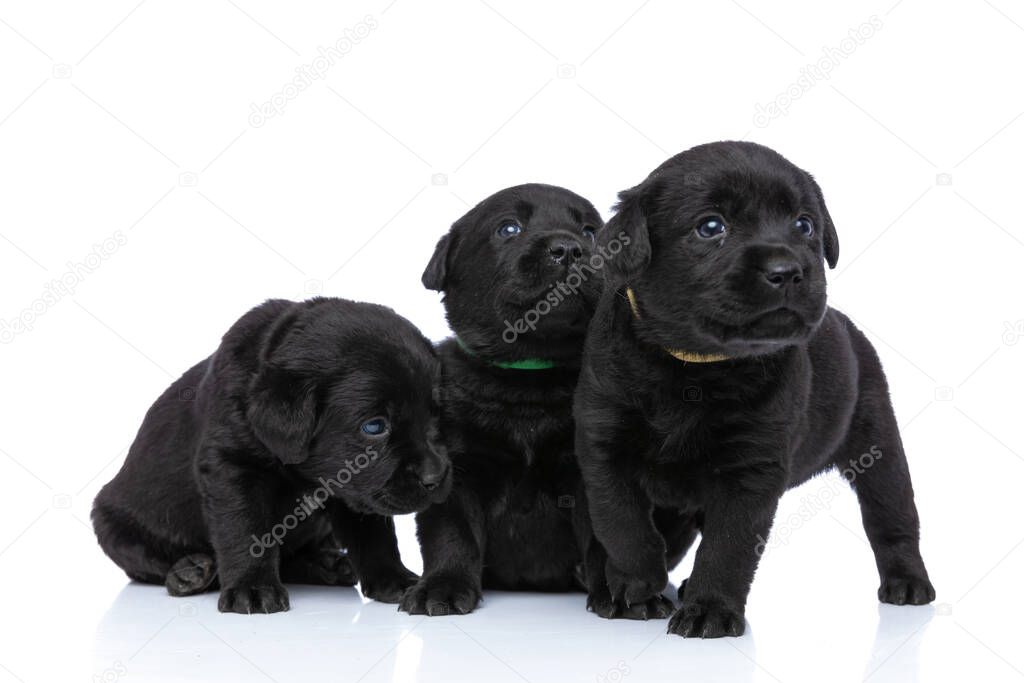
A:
92,502,171,585
657,508,699,572
280,550,356,586
833,341,934,605
654,508,699,601
166,554,218,596
94,499,216,595
279,522,357,587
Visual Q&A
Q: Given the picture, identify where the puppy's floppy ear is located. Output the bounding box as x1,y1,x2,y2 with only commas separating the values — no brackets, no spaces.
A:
810,175,839,269
247,314,318,465
248,369,316,465
601,183,652,284
422,233,452,292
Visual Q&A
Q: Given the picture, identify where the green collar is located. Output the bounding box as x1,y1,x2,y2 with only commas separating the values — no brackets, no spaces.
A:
454,337,558,370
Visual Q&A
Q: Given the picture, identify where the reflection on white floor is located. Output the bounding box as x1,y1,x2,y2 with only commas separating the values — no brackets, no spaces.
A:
2,470,1021,682
83,582,953,683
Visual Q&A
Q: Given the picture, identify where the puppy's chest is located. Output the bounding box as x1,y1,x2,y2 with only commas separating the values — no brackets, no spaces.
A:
443,379,575,465
453,410,579,519
639,417,714,508
448,404,575,471
635,391,780,508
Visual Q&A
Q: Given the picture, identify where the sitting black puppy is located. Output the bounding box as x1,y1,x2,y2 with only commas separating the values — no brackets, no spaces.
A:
399,184,629,616
93,297,451,614
575,142,935,637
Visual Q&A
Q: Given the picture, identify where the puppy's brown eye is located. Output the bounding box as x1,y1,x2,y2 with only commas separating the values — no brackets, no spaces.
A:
794,216,814,236
582,225,597,242
497,222,522,238
361,418,389,436
696,217,726,239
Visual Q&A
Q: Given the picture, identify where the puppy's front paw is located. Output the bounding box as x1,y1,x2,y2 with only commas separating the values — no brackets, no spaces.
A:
668,600,745,638
878,574,935,605
360,567,419,604
218,582,289,614
587,589,674,620
605,558,667,607
399,574,481,616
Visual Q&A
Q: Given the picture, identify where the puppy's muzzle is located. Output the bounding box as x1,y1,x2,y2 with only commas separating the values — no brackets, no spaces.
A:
759,256,803,290
547,236,583,266
738,245,807,297
419,462,448,491
416,443,451,500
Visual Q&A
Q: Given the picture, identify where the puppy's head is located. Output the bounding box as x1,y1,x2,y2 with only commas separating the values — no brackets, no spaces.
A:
606,141,839,359
422,184,605,362
247,298,450,514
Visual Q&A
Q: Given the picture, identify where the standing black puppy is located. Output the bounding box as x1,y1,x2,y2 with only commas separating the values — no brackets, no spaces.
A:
93,298,451,613
399,184,638,616
576,142,935,637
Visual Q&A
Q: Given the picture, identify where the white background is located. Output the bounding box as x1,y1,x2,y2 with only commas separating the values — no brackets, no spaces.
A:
1,1,1022,681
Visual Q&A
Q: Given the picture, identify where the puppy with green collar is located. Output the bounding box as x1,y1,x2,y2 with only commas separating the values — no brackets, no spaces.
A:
399,184,650,616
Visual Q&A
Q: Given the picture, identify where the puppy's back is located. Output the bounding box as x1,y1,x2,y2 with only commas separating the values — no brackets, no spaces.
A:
92,299,296,573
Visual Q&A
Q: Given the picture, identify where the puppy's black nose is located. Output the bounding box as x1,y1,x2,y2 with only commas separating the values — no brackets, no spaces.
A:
548,237,583,265
419,463,449,491
760,258,803,288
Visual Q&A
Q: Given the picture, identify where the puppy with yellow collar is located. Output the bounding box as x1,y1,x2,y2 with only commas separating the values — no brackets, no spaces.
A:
575,142,935,637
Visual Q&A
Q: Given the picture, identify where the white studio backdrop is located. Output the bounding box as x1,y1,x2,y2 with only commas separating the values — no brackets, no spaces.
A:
1,1,1022,682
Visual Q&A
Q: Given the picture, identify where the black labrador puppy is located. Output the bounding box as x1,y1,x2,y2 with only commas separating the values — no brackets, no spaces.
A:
575,142,935,637
399,184,614,616
93,297,451,613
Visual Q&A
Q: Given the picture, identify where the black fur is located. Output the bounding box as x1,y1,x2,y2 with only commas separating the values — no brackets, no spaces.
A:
93,297,451,613
399,184,629,616
575,142,934,637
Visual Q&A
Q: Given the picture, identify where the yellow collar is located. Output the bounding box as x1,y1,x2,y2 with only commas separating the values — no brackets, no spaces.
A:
624,287,730,364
